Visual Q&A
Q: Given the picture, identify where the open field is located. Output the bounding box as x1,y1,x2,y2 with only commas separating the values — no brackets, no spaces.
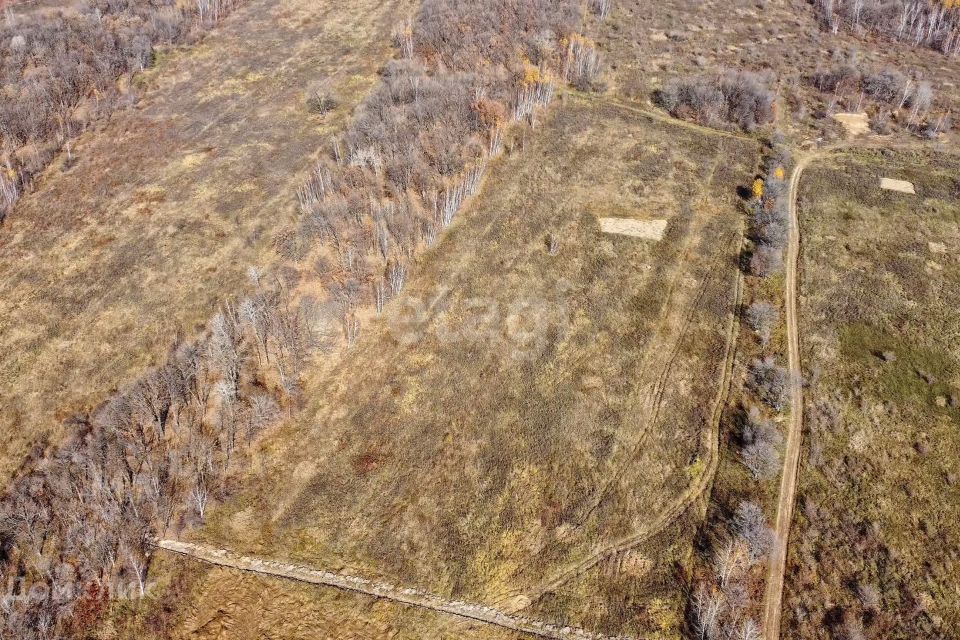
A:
0,0,412,478
168,96,759,638
784,149,960,638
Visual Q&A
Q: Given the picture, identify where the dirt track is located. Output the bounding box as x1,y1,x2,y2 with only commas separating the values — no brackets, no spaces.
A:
511,228,746,608
153,539,633,640
761,153,817,640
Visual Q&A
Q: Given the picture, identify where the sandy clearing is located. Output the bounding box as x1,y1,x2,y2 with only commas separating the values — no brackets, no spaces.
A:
598,217,667,240
831,112,870,136
880,177,916,194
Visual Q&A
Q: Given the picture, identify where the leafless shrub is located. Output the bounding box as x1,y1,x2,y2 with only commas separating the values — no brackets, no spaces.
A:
656,70,776,131
750,245,784,277
733,501,774,564
392,19,413,58
546,232,560,256
908,80,934,126
743,436,780,480
306,81,339,115
863,68,909,104
744,300,778,346
589,0,611,19
741,405,783,480
812,63,861,94
747,356,789,411
0,172,18,222
922,111,952,138
871,109,892,134
857,582,881,611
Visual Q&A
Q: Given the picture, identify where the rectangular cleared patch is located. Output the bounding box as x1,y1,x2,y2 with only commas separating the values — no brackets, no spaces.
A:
880,178,916,194
599,217,668,240
831,112,869,136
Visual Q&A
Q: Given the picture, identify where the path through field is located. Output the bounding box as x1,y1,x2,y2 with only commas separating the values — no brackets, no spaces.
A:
153,540,633,640
761,152,817,640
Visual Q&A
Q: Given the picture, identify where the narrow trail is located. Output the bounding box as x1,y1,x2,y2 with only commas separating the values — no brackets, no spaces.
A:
152,539,635,640
514,228,747,607
761,152,820,640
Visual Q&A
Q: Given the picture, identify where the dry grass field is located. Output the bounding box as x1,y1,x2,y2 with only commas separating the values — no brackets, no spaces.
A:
157,96,760,639
0,0,412,478
115,555,527,640
7,0,960,637
784,150,960,639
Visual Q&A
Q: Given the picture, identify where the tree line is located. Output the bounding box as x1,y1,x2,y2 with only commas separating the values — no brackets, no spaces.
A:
0,272,312,639
290,0,604,342
814,0,960,57
685,146,793,639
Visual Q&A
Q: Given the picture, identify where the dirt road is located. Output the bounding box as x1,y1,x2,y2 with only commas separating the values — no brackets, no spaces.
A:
153,539,633,640
761,153,818,640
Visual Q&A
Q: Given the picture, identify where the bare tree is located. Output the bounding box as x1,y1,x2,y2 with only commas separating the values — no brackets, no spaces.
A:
735,619,762,640
733,501,774,563
745,300,778,346
747,356,789,411
691,583,724,640
713,539,747,588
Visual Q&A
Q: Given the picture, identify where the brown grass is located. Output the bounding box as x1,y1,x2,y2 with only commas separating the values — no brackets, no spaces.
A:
784,149,960,638
0,0,414,478
185,97,757,638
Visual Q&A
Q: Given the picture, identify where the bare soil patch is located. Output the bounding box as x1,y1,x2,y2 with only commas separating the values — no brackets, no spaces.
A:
598,217,668,240
832,112,871,137
879,176,917,194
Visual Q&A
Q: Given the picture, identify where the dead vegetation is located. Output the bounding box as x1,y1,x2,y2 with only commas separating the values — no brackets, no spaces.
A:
0,0,242,223
190,99,756,639
0,0,416,635
0,0,411,481
807,50,949,136
655,70,776,131
0,277,311,639
0,0,612,636
288,0,604,344
813,0,960,57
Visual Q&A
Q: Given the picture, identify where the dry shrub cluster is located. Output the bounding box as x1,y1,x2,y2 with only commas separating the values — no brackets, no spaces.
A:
291,0,601,341
0,275,314,639
655,70,776,131
748,147,791,277
685,144,793,639
814,0,960,57
809,53,948,135
0,0,242,223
